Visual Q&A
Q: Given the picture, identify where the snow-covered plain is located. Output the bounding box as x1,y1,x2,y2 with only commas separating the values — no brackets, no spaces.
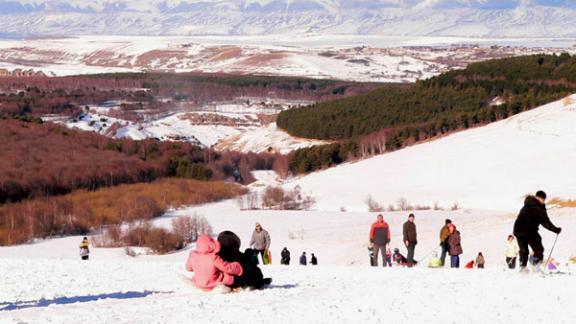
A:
2,35,574,82
3,94,576,323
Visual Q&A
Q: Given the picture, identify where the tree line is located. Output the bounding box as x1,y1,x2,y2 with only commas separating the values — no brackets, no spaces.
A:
279,54,576,174
0,117,278,204
0,179,245,246
0,72,378,120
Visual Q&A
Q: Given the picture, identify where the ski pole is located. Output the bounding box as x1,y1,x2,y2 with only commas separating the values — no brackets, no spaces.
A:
543,233,559,269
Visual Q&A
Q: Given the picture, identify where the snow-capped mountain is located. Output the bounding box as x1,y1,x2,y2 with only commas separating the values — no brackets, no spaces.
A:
1,0,576,37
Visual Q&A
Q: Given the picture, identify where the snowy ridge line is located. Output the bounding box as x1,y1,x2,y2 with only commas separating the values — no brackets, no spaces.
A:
1,1,576,38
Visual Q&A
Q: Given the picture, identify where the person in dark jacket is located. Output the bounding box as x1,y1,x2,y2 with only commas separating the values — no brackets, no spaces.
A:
513,191,561,269
403,213,417,267
447,224,463,268
281,247,291,265
311,253,318,265
217,231,272,290
300,252,307,265
439,219,452,266
369,214,391,267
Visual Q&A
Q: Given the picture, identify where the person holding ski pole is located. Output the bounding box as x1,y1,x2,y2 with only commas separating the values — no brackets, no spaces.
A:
513,190,561,271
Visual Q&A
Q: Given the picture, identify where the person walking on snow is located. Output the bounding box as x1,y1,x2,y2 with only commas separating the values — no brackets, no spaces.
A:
505,235,520,269
369,214,391,267
281,247,291,265
249,223,271,265
403,213,417,267
79,237,90,261
439,219,452,266
447,224,463,268
300,252,307,266
513,191,561,270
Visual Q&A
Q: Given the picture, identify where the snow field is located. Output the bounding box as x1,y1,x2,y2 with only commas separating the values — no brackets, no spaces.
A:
2,259,575,324
289,94,576,212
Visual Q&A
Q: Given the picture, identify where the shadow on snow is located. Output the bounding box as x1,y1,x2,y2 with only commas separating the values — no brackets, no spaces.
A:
0,290,171,312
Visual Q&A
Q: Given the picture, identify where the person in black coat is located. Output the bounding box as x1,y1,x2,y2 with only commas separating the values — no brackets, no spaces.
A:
310,253,318,265
281,247,291,265
300,252,307,265
217,231,272,289
513,191,562,268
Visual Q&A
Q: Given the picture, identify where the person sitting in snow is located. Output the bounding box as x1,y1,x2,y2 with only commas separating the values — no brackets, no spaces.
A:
217,231,272,290
428,252,442,268
79,237,90,261
185,234,243,292
393,248,408,266
476,252,485,269
465,260,475,269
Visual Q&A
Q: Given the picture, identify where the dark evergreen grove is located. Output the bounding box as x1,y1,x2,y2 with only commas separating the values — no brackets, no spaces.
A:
279,54,576,174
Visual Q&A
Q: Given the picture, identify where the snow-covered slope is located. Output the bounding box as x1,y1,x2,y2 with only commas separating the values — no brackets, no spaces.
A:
1,35,573,83
1,1,576,37
2,257,576,323
3,95,576,322
287,95,576,212
1,202,576,323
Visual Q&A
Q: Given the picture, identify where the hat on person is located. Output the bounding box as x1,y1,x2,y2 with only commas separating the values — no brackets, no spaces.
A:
535,190,547,199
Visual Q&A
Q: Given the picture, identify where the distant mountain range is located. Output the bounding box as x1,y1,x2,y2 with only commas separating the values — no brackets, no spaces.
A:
0,0,576,37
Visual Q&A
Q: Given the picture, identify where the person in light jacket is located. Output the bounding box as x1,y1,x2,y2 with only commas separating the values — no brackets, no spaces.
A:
505,235,520,269
249,223,271,264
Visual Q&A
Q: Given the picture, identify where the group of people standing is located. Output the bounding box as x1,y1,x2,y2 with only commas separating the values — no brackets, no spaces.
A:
369,213,419,267
369,190,562,271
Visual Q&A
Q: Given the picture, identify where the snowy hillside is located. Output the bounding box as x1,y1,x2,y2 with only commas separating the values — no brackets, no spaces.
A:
1,35,573,83
1,202,576,323
44,100,326,152
1,0,576,37
3,94,576,323
287,94,576,212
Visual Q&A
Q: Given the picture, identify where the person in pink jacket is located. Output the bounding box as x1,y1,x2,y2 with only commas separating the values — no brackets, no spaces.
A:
185,235,244,291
